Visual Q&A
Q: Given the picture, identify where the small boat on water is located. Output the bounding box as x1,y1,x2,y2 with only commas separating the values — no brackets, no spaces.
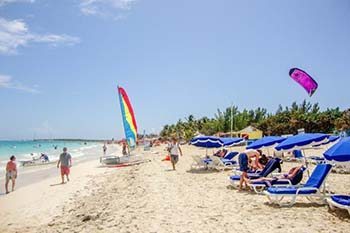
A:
19,157,57,167
19,153,57,167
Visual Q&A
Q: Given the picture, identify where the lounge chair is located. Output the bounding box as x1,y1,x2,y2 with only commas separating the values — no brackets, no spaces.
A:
309,156,326,164
263,163,332,207
223,151,239,160
249,166,306,194
190,155,210,170
229,158,282,185
209,155,236,170
327,195,350,215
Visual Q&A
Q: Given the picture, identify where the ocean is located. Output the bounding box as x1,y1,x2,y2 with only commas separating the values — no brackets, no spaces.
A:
0,140,99,170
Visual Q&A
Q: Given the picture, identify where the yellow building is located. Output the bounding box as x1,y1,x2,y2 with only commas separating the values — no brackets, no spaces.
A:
236,126,263,140
215,126,263,140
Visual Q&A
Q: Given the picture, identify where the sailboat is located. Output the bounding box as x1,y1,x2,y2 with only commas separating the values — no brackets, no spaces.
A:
101,85,143,166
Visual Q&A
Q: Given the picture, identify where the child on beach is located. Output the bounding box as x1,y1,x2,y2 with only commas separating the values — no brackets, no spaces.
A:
5,155,17,194
57,147,72,184
168,138,183,170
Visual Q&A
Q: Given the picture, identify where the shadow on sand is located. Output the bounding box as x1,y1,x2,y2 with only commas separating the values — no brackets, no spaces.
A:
186,169,219,174
50,182,66,187
264,202,326,209
327,207,350,221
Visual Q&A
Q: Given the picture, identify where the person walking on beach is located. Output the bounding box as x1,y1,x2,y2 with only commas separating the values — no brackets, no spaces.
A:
103,143,107,155
57,147,72,184
5,155,17,194
122,142,128,156
168,138,183,170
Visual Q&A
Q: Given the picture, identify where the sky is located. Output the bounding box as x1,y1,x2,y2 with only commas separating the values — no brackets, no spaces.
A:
0,0,350,140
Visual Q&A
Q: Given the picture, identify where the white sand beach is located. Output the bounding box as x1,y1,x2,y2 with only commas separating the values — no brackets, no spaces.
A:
0,145,349,233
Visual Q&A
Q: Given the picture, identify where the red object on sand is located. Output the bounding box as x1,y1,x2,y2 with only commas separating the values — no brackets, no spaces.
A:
164,155,170,161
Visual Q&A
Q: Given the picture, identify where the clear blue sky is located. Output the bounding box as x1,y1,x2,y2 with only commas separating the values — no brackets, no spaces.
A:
0,0,349,140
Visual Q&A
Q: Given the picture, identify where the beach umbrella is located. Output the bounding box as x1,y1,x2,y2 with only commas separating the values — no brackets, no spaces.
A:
221,137,244,147
190,136,244,156
190,136,243,148
190,136,224,148
275,133,329,151
275,133,329,176
247,136,286,150
313,135,340,147
324,137,350,162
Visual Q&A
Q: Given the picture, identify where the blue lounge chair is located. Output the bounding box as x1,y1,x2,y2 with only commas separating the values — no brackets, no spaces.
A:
229,158,282,185
328,195,350,215
264,163,332,207
223,151,239,160
249,166,306,194
309,156,326,164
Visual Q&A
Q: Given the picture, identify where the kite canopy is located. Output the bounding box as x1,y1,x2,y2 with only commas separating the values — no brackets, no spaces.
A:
190,136,243,148
289,68,318,97
324,137,350,162
275,133,329,151
247,136,286,150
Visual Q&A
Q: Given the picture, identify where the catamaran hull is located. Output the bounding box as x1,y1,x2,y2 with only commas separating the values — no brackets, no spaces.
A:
100,155,142,165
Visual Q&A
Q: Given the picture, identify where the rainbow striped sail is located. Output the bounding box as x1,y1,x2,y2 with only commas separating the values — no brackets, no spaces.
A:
118,86,138,148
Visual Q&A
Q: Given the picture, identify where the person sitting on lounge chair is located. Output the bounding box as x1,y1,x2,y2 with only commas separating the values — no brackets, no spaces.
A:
258,153,269,166
213,149,228,158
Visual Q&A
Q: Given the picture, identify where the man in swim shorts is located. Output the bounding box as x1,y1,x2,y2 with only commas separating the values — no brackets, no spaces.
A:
168,138,183,170
57,147,72,184
238,152,249,191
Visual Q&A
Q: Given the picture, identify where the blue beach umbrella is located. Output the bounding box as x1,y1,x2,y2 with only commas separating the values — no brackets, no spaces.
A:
247,136,286,150
275,133,329,177
221,137,244,147
190,136,223,148
324,137,350,162
190,136,243,148
313,135,340,147
275,133,329,151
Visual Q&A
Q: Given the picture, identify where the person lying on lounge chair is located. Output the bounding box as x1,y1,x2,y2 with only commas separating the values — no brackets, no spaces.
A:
249,165,304,186
213,149,228,158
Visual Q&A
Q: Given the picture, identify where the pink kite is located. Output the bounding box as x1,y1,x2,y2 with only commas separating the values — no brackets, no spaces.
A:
289,68,318,97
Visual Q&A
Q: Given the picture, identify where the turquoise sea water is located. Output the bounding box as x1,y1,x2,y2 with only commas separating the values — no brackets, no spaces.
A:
0,140,97,165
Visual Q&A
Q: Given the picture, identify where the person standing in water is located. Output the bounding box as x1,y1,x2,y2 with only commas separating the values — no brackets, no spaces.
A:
168,138,183,170
57,147,72,184
5,155,17,194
